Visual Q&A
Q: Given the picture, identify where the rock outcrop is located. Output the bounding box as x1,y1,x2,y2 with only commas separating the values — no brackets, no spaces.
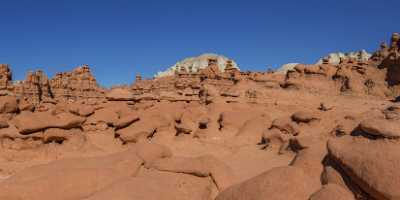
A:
0,33,398,200
276,63,300,74
155,53,240,77
316,50,371,65
0,64,13,92
216,166,317,200
1,65,104,105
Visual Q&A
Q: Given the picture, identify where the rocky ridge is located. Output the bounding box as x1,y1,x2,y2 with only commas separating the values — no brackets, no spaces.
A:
0,33,398,199
155,53,240,77
277,50,372,74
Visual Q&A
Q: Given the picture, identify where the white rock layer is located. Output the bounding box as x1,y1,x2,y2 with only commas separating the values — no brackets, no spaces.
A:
155,53,239,78
277,50,372,74
316,49,371,65
276,63,300,74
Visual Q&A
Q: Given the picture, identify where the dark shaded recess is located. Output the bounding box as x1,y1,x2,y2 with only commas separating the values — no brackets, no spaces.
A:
323,155,377,200
350,126,387,140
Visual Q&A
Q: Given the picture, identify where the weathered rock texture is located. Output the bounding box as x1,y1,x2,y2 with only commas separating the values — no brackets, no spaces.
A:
316,50,371,65
0,33,398,200
4,65,104,105
155,53,240,77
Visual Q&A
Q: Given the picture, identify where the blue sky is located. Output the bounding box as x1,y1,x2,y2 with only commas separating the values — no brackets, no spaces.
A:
0,0,399,86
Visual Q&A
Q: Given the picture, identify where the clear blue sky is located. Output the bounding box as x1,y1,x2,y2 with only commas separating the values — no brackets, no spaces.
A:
0,0,399,86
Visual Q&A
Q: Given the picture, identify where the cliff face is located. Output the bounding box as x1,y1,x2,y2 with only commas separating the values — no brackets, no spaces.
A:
155,53,240,77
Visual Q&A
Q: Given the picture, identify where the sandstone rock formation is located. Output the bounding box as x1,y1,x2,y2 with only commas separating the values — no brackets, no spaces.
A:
0,33,398,200
277,50,371,74
49,64,103,101
316,50,371,65
155,53,240,77
0,64,13,92
276,63,300,74
1,65,104,105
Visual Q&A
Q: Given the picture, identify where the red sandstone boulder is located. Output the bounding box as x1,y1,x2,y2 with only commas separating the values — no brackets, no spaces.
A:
86,108,119,126
235,115,271,143
0,168,127,200
106,88,135,101
69,104,95,117
150,156,210,177
328,136,400,200
219,110,265,133
0,120,9,129
13,111,85,134
55,112,86,129
135,142,173,168
117,114,170,143
82,177,192,200
321,166,347,188
270,116,299,135
149,155,236,191
199,155,237,191
0,96,18,113
358,118,400,138
309,184,355,200
135,169,213,200
0,149,143,200
42,128,86,149
18,98,35,111
114,113,140,129
290,143,327,193
215,166,316,200
291,111,320,123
